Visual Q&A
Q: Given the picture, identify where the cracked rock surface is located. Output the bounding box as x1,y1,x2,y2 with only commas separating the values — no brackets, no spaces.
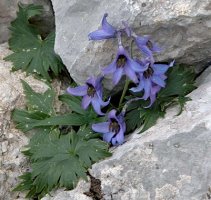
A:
52,0,211,88
0,43,49,200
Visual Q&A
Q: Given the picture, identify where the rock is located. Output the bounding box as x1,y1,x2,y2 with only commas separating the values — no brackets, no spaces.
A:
52,0,211,88
42,180,92,200
88,66,211,199
0,0,54,44
0,43,50,200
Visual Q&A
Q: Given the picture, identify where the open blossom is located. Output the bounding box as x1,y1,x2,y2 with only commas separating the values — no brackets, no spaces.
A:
135,35,162,62
130,59,174,107
88,13,117,40
67,76,109,115
102,45,147,85
92,109,126,146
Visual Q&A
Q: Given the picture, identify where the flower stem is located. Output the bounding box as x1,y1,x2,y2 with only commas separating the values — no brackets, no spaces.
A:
118,39,134,108
118,78,130,108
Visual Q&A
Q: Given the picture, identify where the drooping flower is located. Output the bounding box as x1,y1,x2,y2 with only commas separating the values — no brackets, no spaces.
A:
88,13,117,40
102,45,147,85
92,109,126,146
135,35,162,61
67,76,110,115
130,59,174,107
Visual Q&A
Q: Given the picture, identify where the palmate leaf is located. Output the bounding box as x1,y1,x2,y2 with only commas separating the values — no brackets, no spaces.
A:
4,3,63,80
125,64,196,133
12,81,102,132
15,129,111,199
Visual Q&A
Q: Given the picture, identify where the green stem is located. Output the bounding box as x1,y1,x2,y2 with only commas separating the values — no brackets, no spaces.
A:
118,39,134,108
118,78,130,108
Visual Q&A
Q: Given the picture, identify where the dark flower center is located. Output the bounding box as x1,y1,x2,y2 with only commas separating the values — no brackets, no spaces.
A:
87,83,96,97
109,118,120,134
143,66,154,78
146,40,153,50
117,55,127,68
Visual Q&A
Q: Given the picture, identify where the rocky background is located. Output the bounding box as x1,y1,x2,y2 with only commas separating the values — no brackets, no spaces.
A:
0,0,54,43
0,0,211,200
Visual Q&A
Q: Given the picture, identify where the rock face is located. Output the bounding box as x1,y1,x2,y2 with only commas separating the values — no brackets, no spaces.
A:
0,0,54,44
52,0,211,87
0,43,50,200
44,65,211,200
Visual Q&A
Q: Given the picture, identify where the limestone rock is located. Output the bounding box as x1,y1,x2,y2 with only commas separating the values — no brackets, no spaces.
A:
0,43,50,200
0,0,54,44
52,0,211,88
89,66,211,200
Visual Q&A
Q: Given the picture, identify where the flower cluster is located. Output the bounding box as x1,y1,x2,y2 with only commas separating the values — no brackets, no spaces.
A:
67,14,174,146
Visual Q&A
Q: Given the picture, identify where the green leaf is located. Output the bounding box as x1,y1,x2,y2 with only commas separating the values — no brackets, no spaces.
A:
21,80,55,114
125,108,143,132
15,129,111,198
4,3,63,80
12,109,50,132
139,105,165,133
59,94,87,115
158,65,196,98
176,96,191,116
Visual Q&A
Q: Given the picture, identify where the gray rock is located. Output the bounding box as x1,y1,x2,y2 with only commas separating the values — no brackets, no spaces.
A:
88,66,211,200
0,43,50,200
52,0,211,88
0,0,54,44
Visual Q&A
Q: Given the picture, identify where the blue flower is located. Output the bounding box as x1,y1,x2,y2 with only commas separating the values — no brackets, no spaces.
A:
92,109,126,146
130,59,174,107
88,13,117,40
67,76,110,115
102,45,147,85
135,35,162,61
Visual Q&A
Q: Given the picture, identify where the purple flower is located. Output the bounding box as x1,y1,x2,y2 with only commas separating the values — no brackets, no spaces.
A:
67,76,110,115
102,45,147,85
130,59,174,107
135,35,162,61
92,109,126,146
88,13,117,40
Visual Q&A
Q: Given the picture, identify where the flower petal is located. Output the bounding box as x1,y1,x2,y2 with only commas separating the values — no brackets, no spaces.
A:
102,61,116,75
135,36,150,45
153,64,170,75
144,86,161,108
88,13,116,40
96,92,110,107
88,30,114,40
108,109,118,121
81,95,91,109
112,129,124,146
67,85,88,96
124,65,138,83
127,59,147,72
103,132,115,143
101,13,116,35
130,77,144,92
92,122,110,134
91,97,105,115
113,68,124,85
143,78,152,100
151,75,166,87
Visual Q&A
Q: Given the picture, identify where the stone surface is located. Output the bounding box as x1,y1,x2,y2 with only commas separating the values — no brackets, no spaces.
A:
42,180,92,200
0,43,50,200
88,66,211,200
0,0,54,44
52,0,211,88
